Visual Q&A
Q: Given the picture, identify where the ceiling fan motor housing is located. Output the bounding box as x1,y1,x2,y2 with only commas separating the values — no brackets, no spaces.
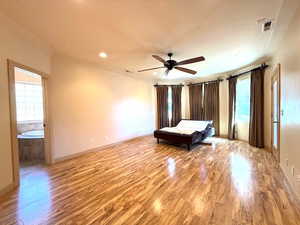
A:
165,60,177,70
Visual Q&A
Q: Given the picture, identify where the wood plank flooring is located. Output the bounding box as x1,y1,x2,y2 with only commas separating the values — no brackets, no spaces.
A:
0,136,300,225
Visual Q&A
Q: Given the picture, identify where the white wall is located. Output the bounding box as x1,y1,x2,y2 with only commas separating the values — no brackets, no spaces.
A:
0,12,51,191
271,2,300,198
49,55,155,159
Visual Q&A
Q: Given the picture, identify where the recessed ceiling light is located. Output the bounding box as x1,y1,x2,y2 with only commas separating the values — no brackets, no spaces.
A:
99,52,108,58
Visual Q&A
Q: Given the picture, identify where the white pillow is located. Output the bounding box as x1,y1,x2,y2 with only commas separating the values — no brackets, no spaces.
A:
176,120,212,132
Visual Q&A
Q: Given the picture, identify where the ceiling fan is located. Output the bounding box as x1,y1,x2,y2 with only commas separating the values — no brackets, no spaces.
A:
138,53,205,75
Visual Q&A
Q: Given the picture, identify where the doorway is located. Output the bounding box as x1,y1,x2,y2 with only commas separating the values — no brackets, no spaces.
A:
8,60,51,187
271,64,281,162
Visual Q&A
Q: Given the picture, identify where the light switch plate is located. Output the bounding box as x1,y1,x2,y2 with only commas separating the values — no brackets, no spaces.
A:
291,166,295,176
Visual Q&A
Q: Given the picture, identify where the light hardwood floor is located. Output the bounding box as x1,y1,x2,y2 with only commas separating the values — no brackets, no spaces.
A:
0,136,300,225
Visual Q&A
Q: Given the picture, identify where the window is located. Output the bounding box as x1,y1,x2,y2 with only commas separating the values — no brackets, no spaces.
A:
168,87,172,122
236,75,250,122
15,82,44,122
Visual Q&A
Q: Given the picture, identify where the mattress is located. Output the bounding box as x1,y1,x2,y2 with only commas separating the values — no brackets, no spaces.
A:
159,120,213,135
159,127,195,135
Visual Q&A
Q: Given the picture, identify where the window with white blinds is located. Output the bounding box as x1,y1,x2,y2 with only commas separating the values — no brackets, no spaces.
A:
15,82,44,122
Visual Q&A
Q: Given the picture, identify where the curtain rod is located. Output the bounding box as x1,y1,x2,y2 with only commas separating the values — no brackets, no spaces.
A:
154,84,184,87
187,78,223,86
227,63,268,80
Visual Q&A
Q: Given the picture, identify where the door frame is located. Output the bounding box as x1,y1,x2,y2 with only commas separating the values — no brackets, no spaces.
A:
271,63,281,162
7,59,52,187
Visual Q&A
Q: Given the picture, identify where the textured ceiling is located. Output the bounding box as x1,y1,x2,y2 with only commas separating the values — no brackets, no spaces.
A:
0,0,284,81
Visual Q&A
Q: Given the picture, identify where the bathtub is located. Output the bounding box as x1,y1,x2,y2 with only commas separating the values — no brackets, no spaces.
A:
18,130,44,139
18,130,45,163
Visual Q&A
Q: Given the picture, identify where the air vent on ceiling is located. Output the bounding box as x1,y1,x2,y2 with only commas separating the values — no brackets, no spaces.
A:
263,21,272,31
257,18,273,32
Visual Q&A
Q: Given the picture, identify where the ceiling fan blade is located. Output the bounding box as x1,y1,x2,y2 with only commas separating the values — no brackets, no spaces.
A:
176,56,205,66
175,67,197,75
152,55,166,64
138,66,165,72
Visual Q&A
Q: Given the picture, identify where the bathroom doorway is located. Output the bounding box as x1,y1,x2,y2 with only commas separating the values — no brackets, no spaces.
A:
8,60,51,187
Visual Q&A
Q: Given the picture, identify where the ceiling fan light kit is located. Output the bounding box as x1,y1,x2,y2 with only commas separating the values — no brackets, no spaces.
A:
138,53,205,76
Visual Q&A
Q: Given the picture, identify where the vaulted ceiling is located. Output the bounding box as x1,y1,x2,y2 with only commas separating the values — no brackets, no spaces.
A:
0,0,284,80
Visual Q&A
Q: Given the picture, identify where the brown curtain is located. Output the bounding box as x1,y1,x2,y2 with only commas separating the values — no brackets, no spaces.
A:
249,68,265,148
203,82,220,136
156,86,169,129
228,77,237,139
189,84,204,120
171,86,182,126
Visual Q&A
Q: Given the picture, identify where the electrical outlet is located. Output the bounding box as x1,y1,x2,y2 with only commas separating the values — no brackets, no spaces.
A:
286,158,289,167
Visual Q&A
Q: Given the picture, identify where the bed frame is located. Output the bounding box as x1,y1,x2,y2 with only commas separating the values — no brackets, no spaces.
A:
154,120,214,150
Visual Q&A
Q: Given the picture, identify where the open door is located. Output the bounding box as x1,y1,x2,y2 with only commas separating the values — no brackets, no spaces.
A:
7,60,52,187
271,64,281,162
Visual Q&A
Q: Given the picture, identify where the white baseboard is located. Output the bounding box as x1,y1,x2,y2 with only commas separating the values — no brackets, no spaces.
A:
53,133,152,163
279,163,300,203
